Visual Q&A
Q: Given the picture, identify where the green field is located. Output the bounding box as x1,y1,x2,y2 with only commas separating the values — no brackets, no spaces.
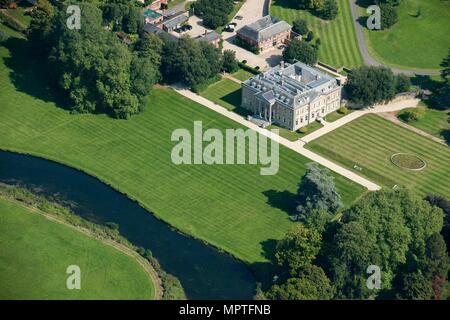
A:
0,40,364,263
307,114,450,198
398,105,449,140
360,0,450,71
0,198,155,299
232,69,255,81
324,110,352,122
271,0,363,68
199,77,247,113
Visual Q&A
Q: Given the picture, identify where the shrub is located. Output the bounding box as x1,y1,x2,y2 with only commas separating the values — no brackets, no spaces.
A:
399,108,425,122
292,18,308,35
380,3,398,29
306,31,314,42
298,126,308,133
338,105,348,114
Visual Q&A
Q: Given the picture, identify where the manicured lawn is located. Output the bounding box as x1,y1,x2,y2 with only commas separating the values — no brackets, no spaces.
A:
307,114,450,198
0,40,365,263
0,198,155,299
232,69,256,81
359,0,450,71
397,104,449,140
199,77,247,113
271,0,363,68
324,110,352,122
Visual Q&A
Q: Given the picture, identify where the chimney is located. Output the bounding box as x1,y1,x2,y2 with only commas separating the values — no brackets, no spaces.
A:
280,61,285,69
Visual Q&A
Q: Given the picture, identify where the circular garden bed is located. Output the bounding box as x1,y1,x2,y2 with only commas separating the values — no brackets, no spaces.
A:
390,153,426,171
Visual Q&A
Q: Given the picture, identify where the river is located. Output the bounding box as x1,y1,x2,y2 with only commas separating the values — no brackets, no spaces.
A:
0,150,256,299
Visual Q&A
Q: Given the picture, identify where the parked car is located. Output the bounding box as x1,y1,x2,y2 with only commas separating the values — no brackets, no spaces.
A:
229,22,237,27
235,15,243,20
183,24,193,31
224,25,235,32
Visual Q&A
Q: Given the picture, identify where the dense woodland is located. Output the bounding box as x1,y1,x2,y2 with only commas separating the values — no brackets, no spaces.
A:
27,0,231,118
260,164,450,300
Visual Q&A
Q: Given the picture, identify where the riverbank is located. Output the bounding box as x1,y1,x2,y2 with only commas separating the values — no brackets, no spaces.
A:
0,184,164,299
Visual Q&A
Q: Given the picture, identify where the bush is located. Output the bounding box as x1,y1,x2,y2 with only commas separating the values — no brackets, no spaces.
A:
283,39,318,66
380,3,398,29
399,108,425,122
222,49,239,73
306,31,314,42
292,18,308,35
338,105,348,114
234,36,259,54
237,62,261,75
298,126,308,133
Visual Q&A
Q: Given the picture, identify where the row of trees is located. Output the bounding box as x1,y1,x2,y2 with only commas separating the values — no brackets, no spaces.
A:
345,66,411,106
294,0,339,20
28,1,236,118
263,163,449,300
29,1,161,118
101,0,144,34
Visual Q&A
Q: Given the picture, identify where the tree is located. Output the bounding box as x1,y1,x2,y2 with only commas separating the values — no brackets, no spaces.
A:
283,39,318,66
395,74,411,93
266,265,333,300
424,233,448,299
292,19,309,35
161,36,223,87
345,66,397,106
380,3,398,29
295,163,342,221
28,0,55,55
274,224,321,275
306,30,314,42
48,3,149,118
122,4,143,34
193,0,234,29
319,0,338,20
425,195,450,249
342,189,444,288
327,222,378,299
433,49,450,109
222,50,239,73
397,271,434,300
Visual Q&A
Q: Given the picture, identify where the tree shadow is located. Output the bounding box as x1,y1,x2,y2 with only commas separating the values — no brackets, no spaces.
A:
411,74,441,92
249,239,279,291
262,189,297,216
3,37,71,110
440,128,450,146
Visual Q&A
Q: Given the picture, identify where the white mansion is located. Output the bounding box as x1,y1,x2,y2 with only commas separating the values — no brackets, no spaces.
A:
241,61,342,131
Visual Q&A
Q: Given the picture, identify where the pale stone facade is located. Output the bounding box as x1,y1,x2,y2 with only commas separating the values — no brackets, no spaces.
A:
241,61,342,131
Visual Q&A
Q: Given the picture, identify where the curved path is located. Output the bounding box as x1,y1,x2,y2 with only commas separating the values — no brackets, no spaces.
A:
348,0,440,76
